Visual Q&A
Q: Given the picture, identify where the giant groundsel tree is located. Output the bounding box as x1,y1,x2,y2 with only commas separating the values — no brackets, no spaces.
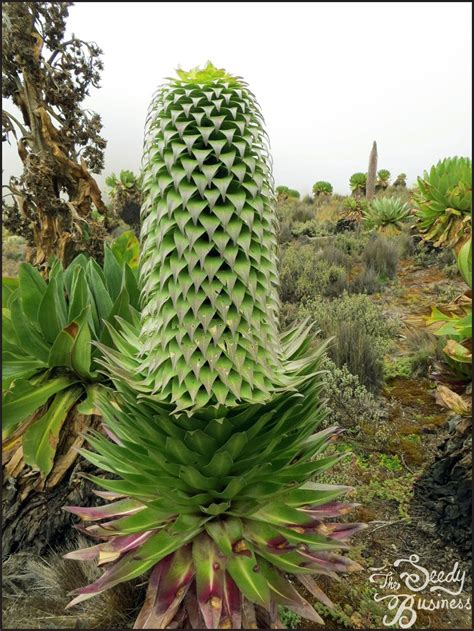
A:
65,63,364,629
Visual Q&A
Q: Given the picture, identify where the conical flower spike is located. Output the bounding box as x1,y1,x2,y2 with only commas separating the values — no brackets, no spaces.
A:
138,61,281,411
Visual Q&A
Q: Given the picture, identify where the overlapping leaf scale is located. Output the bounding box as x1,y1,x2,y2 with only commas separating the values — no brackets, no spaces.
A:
137,76,282,412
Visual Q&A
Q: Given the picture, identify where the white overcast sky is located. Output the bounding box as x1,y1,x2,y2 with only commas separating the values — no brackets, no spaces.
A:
2,1,472,195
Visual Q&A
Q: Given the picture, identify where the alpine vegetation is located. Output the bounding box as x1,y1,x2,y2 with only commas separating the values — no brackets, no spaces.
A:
413,156,472,250
64,63,365,629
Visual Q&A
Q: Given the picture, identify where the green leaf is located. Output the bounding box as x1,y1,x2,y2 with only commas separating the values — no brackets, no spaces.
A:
2,351,46,388
38,277,66,343
48,306,93,375
2,277,19,308
258,558,324,624
76,384,103,415
23,386,83,476
2,375,77,438
86,260,113,326
205,518,243,556
10,295,50,362
100,287,133,347
64,254,89,296
111,231,140,269
71,313,93,379
192,533,224,628
123,264,140,309
202,451,233,477
103,245,123,301
18,263,46,322
68,267,89,323
227,551,271,608
457,238,472,288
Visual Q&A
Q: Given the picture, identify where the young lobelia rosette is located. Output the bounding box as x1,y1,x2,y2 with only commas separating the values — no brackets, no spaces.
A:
64,62,366,629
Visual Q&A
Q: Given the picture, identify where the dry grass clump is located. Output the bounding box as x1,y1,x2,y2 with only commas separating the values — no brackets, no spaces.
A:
2,538,144,629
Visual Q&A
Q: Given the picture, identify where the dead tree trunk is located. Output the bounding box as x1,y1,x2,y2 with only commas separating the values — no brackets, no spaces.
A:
2,414,103,559
413,415,472,557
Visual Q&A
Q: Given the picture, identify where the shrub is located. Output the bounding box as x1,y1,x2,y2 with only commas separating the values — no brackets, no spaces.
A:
300,293,398,390
396,229,417,257
413,156,472,249
279,243,348,302
316,244,351,269
320,357,388,430
277,201,317,242
277,200,314,223
332,231,370,256
413,238,456,268
278,220,293,244
350,267,382,295
291,219,321,238
329,321,384,391
363,197,411,234
362,235,399,279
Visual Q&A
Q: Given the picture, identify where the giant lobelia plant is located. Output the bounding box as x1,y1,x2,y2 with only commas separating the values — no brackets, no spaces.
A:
64,62,365,628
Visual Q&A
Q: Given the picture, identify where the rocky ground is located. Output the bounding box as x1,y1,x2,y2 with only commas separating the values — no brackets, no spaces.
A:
298,258,472,630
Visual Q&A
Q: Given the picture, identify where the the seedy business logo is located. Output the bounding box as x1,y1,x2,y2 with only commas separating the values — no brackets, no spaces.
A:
368,554,471,629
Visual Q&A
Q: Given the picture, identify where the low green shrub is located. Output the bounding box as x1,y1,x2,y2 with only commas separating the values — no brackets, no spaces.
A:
278,606,302,629
321,357,388,429
279,243,348,302
331,321,384,391
362,235,399,279
396,229,417,257
332,231,370,256
383,355,414,380
350,267,382,295
317,244,351,269
300,293,398,390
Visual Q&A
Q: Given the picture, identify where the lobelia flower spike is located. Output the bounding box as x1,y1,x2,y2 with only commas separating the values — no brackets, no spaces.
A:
64,62,366,629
